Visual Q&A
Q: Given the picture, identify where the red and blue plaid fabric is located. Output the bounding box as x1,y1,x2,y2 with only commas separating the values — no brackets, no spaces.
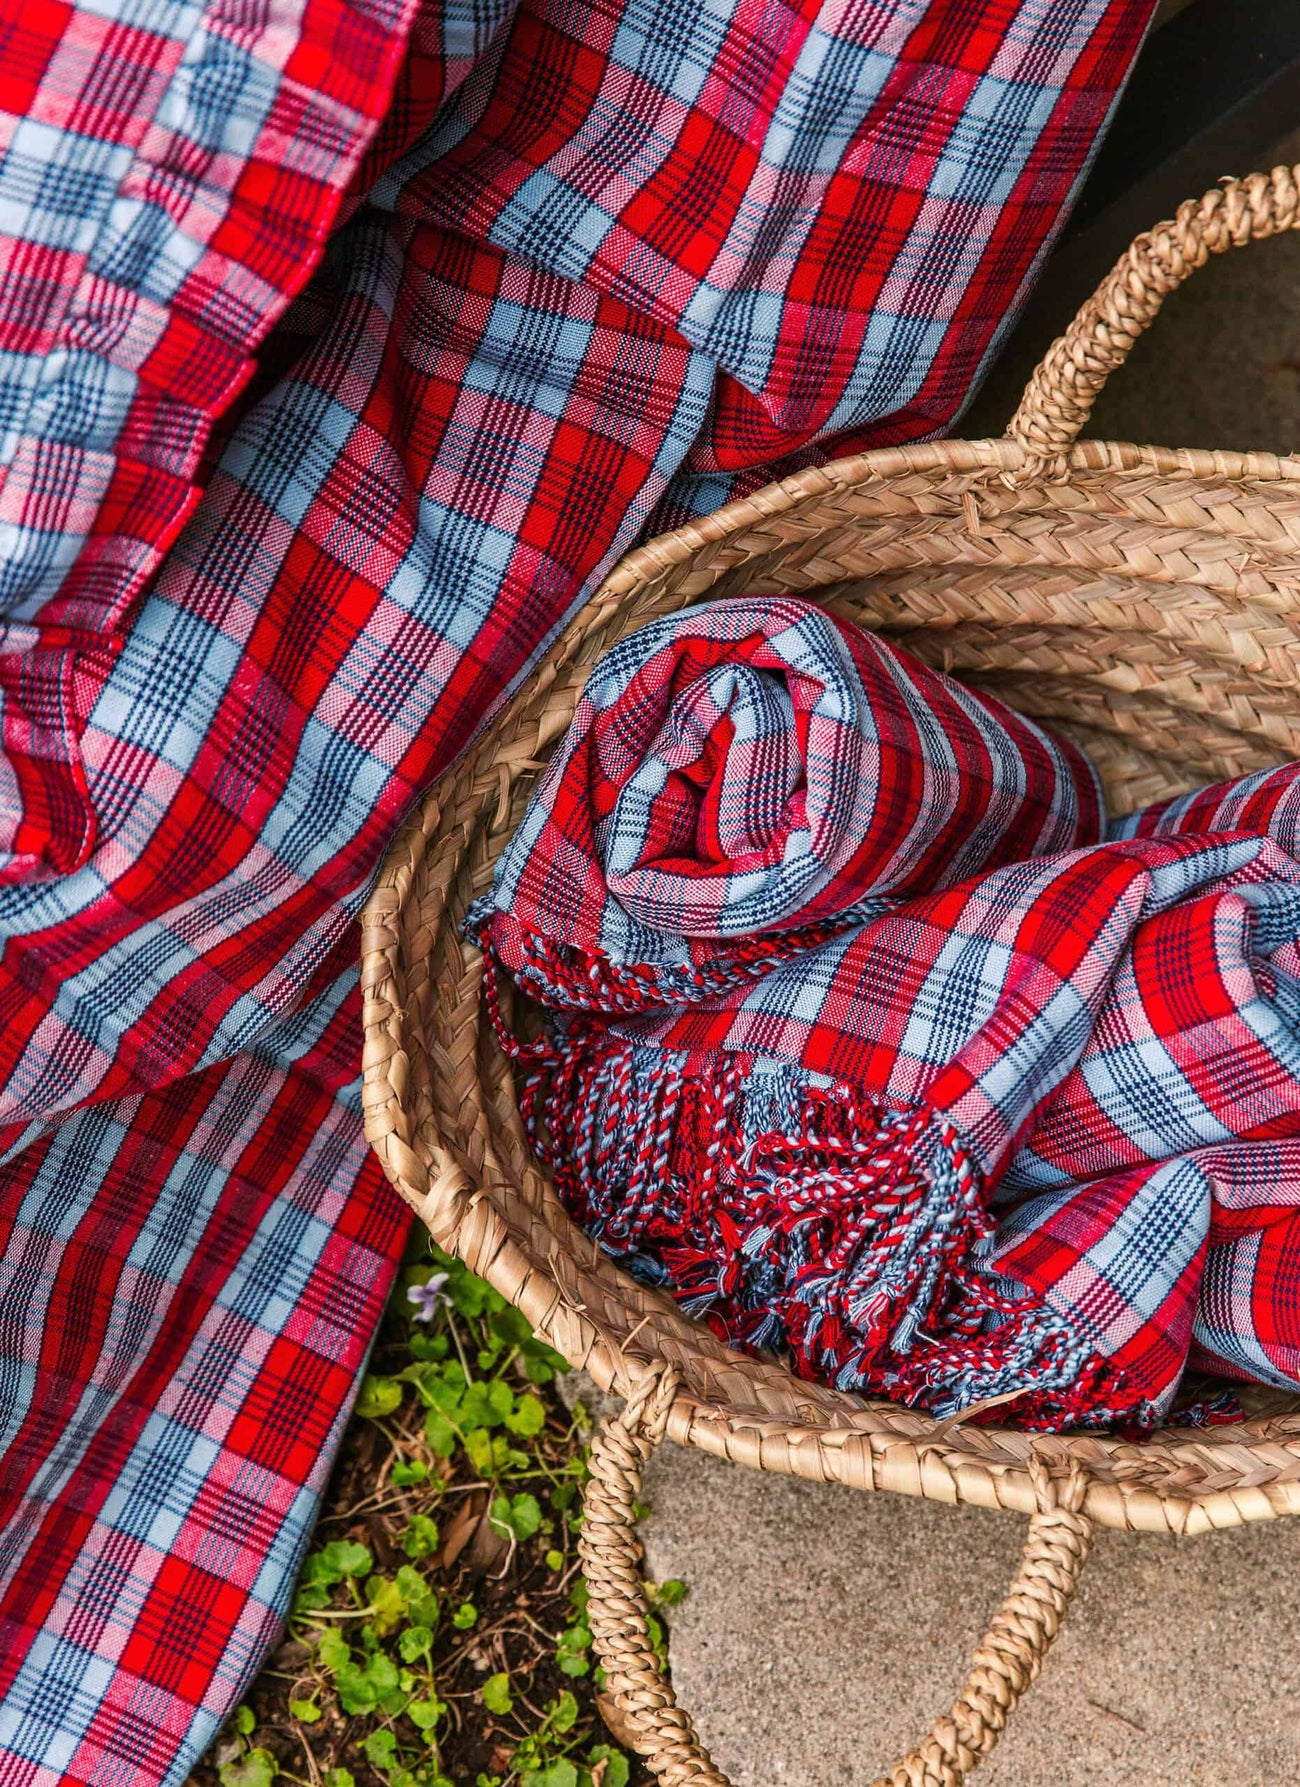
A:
477,604,1300,1431
0,0,1154,1778
481,595,1103,983
0,0,421,880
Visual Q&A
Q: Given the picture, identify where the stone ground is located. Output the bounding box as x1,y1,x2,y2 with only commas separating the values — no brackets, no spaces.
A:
633,131,1300,1787
641,1449,1300,1785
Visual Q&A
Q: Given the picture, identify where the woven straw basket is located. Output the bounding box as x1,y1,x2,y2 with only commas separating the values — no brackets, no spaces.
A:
361,167,1300,1785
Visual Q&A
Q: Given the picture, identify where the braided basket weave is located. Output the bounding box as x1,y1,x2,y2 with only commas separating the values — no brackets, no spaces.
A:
361,168,1300,1785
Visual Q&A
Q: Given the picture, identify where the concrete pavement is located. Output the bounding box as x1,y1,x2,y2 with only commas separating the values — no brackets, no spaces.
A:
640,1443,1300,1785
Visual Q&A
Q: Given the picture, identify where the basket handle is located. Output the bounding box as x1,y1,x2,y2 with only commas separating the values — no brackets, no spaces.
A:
579,1365,1094,1787
1006,164,1300,467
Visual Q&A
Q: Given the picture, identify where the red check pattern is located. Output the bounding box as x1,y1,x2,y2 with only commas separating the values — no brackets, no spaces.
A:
0,0,421,880
481,595,1102,997
479,599,1300,1431
0,0,1154,1777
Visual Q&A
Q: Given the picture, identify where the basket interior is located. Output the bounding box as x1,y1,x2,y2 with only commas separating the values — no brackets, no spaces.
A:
362,438,1300,1527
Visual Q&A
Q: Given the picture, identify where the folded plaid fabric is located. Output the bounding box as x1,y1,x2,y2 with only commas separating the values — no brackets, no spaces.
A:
476,604,1300,1430
0,0,1155,1773
483,597,1103,977
0,0,419,881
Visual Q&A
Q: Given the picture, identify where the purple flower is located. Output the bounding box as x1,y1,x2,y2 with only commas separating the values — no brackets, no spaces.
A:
407,1273,451,1321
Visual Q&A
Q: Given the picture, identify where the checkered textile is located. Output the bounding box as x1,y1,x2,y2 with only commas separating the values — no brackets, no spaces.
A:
0,0,421,881
0,0,1154,1777
478,607,1300,1430
481,595,1103,986
0,1004,408,1786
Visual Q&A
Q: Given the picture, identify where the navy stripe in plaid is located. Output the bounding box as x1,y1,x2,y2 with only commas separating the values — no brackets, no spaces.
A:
0,0,1153,1776
478,601,1300,1431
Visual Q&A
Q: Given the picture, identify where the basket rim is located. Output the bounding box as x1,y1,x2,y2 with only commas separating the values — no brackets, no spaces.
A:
360,431,1300,1538
598,431,1300,596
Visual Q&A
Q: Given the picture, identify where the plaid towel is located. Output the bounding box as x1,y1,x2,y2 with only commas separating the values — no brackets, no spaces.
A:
0,0,1155,1773
476,601,1300,1430
482,597,1103,983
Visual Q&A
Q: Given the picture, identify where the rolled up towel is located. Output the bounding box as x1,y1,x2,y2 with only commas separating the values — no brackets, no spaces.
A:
482,595,1103,1005
473,600,1300,1429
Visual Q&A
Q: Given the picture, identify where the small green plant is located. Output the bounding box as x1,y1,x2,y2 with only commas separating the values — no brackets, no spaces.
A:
497,1687,630,1787
213,1707,279,1787
555,1581,593,1679
194,1246,678,1787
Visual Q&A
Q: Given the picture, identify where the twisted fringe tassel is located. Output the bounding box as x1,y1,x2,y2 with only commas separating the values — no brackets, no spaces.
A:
482,960,1137,1429
469,897,890,1018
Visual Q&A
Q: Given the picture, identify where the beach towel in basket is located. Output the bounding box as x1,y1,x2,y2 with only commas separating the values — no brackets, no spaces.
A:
470,594,1300,1435
361,169,1300,1786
